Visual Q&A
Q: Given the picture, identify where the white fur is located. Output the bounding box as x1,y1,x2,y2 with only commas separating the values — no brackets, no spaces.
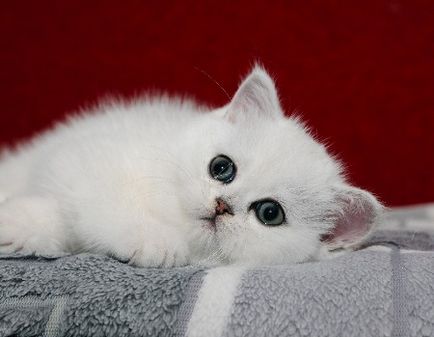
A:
0,66,383,267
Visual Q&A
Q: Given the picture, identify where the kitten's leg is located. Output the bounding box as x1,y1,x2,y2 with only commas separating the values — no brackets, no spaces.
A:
127,223,190,268
0,195,190,266
73,205,190,267
0,196,67,255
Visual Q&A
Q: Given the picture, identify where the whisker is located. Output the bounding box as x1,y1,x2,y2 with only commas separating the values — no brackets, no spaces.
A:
194,66,230,100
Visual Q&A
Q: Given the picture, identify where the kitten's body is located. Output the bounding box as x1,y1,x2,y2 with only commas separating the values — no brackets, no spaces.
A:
0,67,382,267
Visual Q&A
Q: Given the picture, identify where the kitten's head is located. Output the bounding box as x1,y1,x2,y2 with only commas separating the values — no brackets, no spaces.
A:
176,66,383,266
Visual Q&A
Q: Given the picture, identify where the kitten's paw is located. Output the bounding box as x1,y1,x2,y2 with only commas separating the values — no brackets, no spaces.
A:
129,228,190,268
0,196,66,256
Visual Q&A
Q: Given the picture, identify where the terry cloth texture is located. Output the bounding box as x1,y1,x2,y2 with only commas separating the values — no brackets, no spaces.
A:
1,204,434,337
0,255,204,337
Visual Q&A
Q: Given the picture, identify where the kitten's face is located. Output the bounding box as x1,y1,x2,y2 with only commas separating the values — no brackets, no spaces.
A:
176,67,382,266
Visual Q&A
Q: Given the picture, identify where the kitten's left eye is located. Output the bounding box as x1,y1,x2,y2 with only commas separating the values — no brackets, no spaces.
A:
209,155,237,184
250,199,285,226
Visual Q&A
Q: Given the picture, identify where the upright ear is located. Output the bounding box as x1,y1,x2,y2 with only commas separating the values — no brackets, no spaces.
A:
225,65,283,123
322,185,384,250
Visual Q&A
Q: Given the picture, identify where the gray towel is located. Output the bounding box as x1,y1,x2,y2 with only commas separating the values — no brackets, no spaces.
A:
1,204,434,337
0,254,204,337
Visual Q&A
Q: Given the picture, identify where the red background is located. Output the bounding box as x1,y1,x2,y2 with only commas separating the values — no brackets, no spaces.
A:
1,1,433,206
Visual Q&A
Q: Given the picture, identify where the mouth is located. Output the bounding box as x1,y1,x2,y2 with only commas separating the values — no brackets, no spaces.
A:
200,216,217,231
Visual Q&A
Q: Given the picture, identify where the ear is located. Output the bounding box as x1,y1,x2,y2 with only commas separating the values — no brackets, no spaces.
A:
225,65,283,123
322,185,383,250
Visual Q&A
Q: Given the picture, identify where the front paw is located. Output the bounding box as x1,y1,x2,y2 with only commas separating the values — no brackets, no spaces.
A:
129,231,189,268
0,196,65,256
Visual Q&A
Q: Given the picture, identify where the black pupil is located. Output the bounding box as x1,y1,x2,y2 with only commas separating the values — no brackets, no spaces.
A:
263,204,278,221
214,160,230,175
210,155,235,183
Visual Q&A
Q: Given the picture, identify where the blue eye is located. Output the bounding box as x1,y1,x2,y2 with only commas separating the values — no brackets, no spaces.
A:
250,199,285,226
209,155,236,184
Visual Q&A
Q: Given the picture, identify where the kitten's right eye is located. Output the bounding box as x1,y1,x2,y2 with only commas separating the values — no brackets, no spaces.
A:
209,155,236,184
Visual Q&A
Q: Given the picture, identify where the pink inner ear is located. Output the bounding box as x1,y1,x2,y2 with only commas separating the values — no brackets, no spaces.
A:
321,189,379,249
327,210,370,244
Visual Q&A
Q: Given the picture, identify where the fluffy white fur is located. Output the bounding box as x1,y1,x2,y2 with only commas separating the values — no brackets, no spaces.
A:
0,66,383,267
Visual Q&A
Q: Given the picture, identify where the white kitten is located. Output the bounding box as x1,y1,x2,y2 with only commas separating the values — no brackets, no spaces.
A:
0,66,383,267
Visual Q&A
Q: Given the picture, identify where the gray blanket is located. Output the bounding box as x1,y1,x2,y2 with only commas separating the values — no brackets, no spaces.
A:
1,204,434,337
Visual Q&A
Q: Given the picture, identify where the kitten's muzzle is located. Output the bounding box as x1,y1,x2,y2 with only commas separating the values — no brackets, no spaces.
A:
200,198,233,227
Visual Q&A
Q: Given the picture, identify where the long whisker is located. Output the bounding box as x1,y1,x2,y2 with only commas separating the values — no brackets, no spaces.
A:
194,66,231,100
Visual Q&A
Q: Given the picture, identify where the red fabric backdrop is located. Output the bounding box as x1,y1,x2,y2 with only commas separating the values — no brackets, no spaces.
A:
0,1,433,206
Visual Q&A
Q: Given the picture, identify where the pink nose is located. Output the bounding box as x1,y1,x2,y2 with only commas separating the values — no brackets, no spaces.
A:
215,198,233,216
